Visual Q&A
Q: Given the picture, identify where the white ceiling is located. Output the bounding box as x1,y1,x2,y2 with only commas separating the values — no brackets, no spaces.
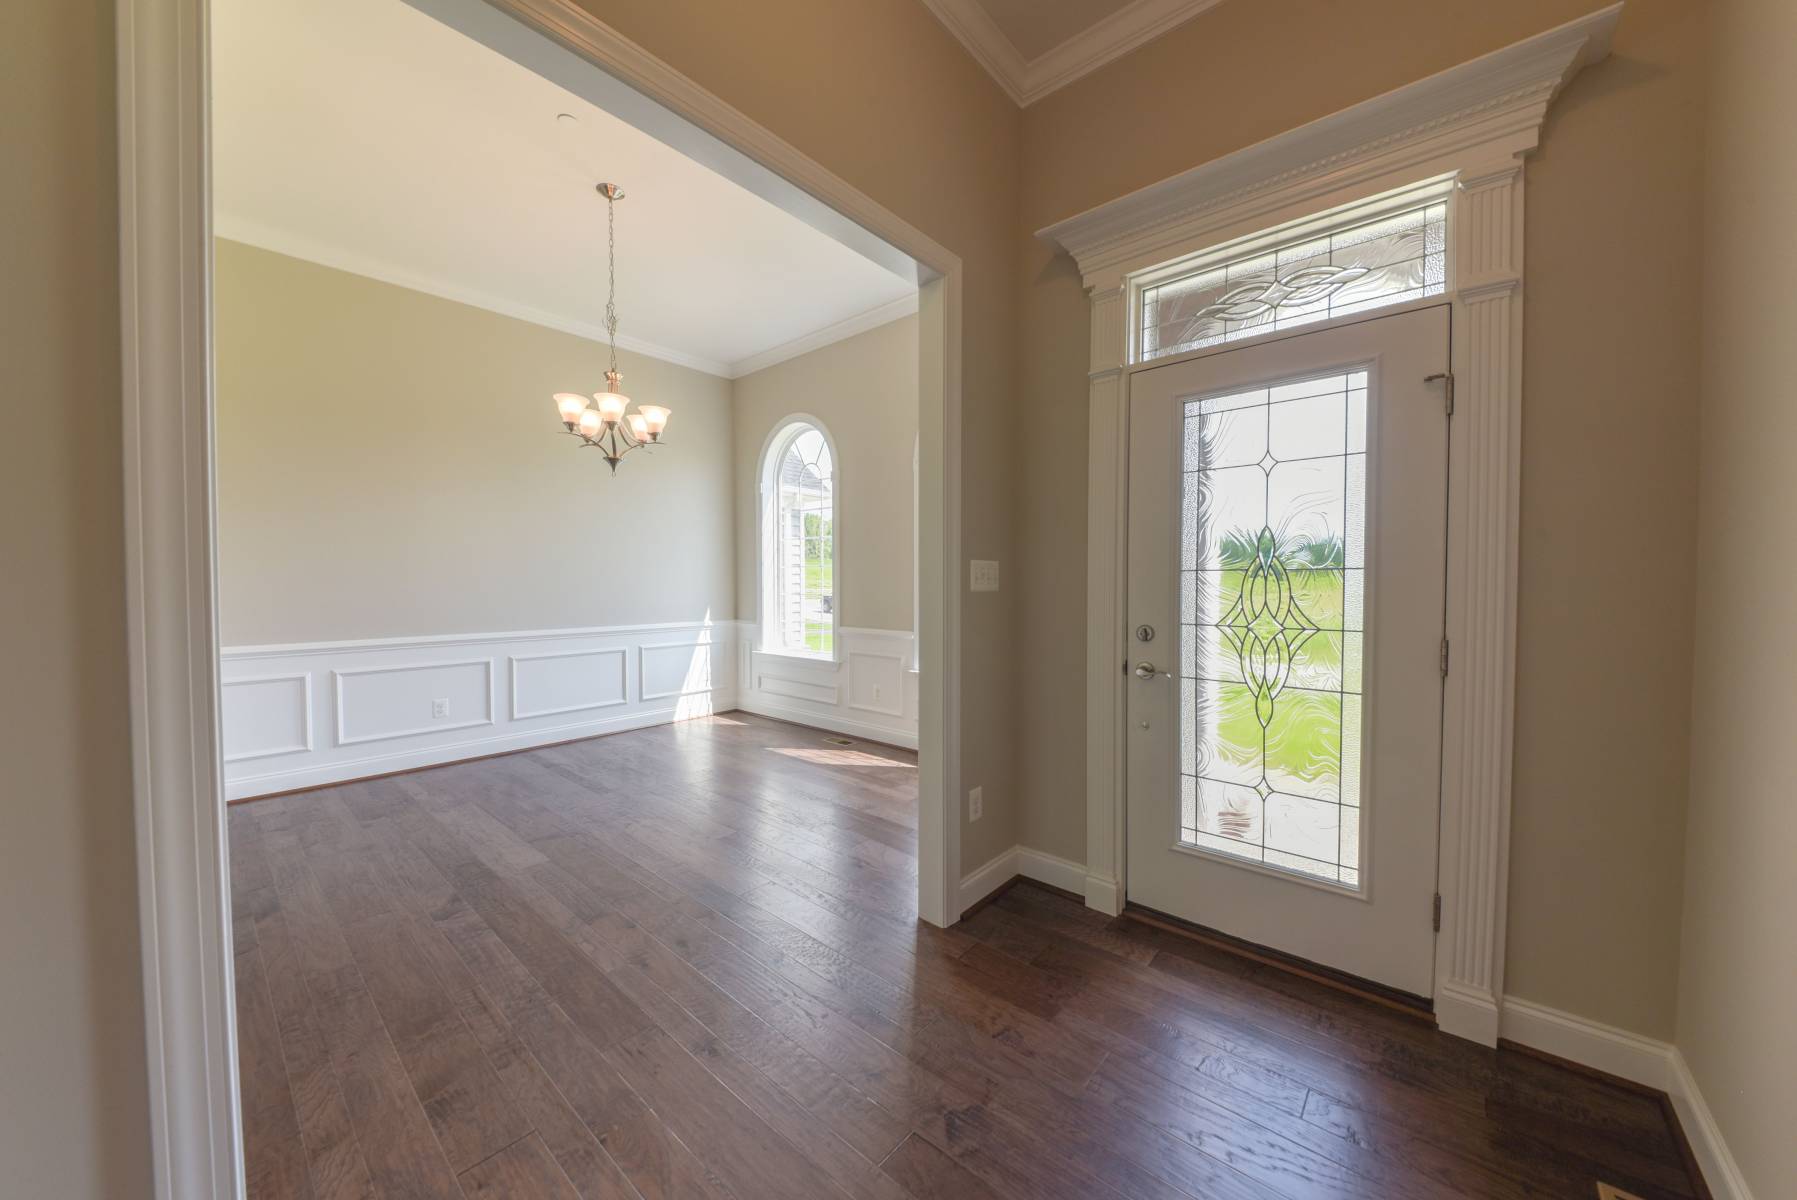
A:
922,0,1227,105
211,0,917,378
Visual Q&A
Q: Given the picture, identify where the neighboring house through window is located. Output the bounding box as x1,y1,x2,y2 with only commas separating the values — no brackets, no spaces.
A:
760,419,837,656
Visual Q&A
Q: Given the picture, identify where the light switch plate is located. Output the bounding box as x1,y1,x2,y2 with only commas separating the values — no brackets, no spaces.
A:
970,560,1000,592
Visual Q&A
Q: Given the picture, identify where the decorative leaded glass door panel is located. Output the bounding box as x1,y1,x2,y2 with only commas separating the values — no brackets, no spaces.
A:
1125,306,1449,998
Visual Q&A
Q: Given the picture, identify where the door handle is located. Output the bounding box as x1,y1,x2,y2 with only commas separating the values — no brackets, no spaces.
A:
1134,661,1160,679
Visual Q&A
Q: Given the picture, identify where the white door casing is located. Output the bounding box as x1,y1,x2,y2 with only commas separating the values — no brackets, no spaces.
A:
1039,4,1621,1044
117,0,968,1194
1125,307,1449,998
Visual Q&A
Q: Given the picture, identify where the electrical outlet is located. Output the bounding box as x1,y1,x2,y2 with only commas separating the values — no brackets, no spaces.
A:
873,684,883,703
970,559,1000,592
431,698,450,719
968,786,983,821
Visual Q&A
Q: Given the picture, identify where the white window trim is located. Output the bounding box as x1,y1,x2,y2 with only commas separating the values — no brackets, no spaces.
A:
1039,3,1621,1048
757,415,843,662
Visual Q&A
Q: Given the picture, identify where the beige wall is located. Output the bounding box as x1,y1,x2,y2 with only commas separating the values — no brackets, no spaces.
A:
1016,0,1706,1038
733,315,919,635
569,0,1024,867
215,239,736,645
1677,0,1797,1191
0,3,155,1197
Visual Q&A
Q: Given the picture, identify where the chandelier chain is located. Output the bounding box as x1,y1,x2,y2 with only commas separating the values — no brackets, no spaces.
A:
604,189,619,375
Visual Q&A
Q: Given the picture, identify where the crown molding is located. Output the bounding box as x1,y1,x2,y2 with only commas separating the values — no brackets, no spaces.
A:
728,293,919,377
1039,2,1621,289
921,0,1228,107
918,0,1026,104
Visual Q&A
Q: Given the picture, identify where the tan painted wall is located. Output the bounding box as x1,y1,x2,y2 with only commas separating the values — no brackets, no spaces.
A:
215,239,736,645
1677,0,1797,1190
733,316,919,635
1017,0,1706,1038
0,4,156,1197
566,0,1023,866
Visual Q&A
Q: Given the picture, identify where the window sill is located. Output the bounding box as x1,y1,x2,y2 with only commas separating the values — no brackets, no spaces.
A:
755,647,842,668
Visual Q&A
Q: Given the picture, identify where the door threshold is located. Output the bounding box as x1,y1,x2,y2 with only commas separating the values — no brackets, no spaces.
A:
1122,902,1435,1022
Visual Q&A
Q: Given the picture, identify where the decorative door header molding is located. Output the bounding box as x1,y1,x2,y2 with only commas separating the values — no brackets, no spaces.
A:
1054,5,1622,1050
1039,3,1621,291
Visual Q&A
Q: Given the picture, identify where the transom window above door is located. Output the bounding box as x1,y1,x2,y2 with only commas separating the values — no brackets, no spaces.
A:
1137,189,1450,362
761,420,837,657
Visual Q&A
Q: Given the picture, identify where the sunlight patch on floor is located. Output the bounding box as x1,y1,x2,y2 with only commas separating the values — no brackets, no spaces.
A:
769,745,916,768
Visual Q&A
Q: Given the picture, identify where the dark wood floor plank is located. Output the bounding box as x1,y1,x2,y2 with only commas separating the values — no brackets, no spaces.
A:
253,862,378,1200
236,942,316,1200
603,1026,845,1200
338,909,531,1172
879,1134,1002,1200
458,1133,581,1200
231,714,1703,1200
268,839,465,1199
526,856,912,1168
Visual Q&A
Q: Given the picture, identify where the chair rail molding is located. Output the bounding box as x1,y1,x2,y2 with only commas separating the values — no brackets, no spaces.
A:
1038,4,1622,1047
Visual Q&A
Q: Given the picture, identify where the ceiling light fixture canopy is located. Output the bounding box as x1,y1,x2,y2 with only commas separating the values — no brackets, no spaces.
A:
552,181,669,473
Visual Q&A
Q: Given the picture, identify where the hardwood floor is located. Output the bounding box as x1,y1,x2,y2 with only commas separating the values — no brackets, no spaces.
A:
230,713,1701,1199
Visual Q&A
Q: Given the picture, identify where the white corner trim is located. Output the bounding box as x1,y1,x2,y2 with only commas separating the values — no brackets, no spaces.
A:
1496,997,1753,1200
917,0,1027,104
957,845,1088,917
1046,5,1621,1050
1019,0,1228,105
1667,1049,1757,1200
921,0,1226,107
214,217,735,378
1038,3,1621,289
728,293,919,378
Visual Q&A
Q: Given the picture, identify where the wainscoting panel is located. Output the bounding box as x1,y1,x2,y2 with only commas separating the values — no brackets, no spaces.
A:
736,624,919,748
221,622,738,800
220,673,313,764
509,648,628,721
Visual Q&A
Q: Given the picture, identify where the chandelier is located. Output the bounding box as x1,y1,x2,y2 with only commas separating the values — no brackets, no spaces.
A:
552,182,670,473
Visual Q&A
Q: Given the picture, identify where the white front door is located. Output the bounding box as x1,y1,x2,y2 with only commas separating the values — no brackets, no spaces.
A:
1124,306,1449,998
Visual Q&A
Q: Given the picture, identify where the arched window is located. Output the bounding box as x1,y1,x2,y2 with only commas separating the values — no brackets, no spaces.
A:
760,419,837,657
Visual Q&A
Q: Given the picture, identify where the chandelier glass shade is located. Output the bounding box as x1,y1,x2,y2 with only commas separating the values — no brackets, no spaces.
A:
553,182,669,473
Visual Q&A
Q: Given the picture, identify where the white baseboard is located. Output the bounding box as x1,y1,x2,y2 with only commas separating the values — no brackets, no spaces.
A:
224,701,715,799
1436,980,1502,1046
1499,996,1674,1091
221,621,738,800
1084,873,1122,916
1666,1048,1755,1200
1498,996,1753,1200
956,844,1087,918
735,697,918,750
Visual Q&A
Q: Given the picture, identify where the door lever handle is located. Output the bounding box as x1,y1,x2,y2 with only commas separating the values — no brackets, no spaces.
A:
1134,661,1160,679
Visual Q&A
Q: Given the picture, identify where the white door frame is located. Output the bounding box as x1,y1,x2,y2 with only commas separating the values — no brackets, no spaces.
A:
116,0,964,1194
1039,4,1621,1045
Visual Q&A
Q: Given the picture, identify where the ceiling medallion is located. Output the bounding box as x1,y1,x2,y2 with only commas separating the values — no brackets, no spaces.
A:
551,182,670,473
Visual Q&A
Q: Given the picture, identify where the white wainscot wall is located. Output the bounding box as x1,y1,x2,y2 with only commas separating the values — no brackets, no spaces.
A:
220,622,739,800
734,624,920,749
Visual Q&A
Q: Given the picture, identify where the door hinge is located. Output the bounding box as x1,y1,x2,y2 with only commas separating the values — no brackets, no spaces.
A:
1439,637,1450,677
1432,893,1443,932
1426,371,1454,415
